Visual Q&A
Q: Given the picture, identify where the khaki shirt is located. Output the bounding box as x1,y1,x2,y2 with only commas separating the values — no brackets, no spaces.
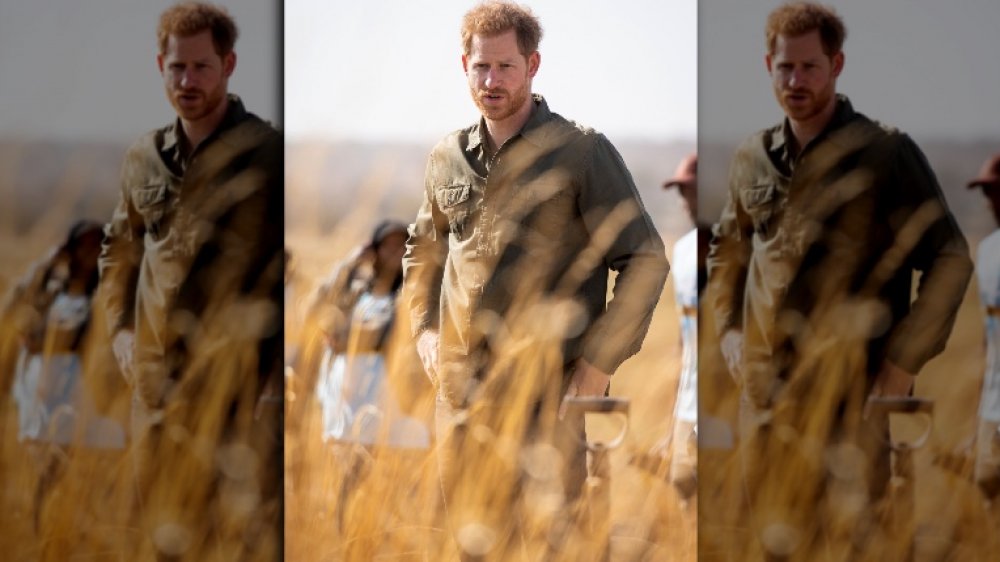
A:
98,95,283,408
403,95,669,406
706,95,972,407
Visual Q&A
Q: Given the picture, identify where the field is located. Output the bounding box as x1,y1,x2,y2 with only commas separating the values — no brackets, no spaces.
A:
283,140,698,561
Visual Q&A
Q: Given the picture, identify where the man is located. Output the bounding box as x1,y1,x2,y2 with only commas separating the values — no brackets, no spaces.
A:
98,3,282,559
706,2,971,556
402,0,668,556
651,153,706,503
968,153,1000,519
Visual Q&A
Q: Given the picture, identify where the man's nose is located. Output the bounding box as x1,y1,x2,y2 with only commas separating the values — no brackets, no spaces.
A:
484,68,500,89
180,68,197,89
788,68,803,87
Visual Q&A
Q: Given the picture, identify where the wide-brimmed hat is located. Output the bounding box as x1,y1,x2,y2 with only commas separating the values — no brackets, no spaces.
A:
968,153,1000,189
663,153,697,190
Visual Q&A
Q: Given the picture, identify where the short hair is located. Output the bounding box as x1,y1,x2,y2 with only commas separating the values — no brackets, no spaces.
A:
461,1,543,57
765,2,846,57
157,2,239,56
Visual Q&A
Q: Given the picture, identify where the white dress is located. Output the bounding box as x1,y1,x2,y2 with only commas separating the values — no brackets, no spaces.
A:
316,292,430,448
13,292,125,448
977,230,1000,423
673,229,698,425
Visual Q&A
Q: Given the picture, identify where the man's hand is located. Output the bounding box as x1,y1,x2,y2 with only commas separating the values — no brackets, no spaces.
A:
112,329,135,384
416,329,440,385
865,360,915,419
720,329,744,384
560,359,612,418
870,360,915,398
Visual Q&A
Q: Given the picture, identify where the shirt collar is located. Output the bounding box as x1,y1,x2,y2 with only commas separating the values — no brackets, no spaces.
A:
160,94,249,164
465,94,551,153
768,94,857,163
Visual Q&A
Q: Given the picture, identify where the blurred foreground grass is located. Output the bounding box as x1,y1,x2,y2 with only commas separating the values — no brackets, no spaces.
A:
284,145,696,560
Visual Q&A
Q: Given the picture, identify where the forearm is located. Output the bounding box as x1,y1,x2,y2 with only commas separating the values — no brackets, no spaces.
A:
402,177,447,338
98,177,143,335
883,135,974,373
582,248,669,374
885,246,973,373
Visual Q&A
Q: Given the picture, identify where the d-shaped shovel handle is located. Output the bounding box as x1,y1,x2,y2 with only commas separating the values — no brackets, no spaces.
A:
563,397,630,451
866,397,934,450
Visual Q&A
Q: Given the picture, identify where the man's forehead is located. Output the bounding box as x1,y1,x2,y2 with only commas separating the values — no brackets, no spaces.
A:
469,30,525,57
772,30,827,56
163,30,219,57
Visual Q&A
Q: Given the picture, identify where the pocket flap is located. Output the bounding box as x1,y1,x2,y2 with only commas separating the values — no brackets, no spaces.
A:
133,184,169,209
436,184,471,208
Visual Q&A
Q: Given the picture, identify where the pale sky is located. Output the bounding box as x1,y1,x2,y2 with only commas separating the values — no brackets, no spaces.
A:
285,0,698,144
0,0,280,143
699,0,1000,145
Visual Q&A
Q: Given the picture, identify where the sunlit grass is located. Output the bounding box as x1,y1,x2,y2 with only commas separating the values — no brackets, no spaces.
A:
284,144,695,561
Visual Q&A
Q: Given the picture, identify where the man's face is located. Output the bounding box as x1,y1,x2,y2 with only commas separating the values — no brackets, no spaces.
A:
766,30,843,122
157,30,235,122
462,30,539,122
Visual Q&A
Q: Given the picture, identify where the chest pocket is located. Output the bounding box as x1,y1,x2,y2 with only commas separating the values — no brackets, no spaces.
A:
435,184,474,238
739,183,781,237
132,183,172,239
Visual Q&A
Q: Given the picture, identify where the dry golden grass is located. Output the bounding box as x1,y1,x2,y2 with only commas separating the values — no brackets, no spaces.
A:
699,177,1000,560
284,145,695,561
0,148,280,561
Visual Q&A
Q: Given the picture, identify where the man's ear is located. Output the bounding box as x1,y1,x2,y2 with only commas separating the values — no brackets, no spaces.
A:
461,54,469,74
527,51,540,77
765,52,773,75
223,51,237,77
831,51,844,78
157,53,165,74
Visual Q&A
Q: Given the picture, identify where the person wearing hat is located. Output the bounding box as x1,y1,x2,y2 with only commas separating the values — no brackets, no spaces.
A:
310,219,430,449
968,153,1000,517
648,153,705,503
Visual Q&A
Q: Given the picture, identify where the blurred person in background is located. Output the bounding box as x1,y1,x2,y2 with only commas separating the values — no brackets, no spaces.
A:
312,220,429,449
967,153,1000,521
97,2,282,559
706,2,972,556
2,220,124,532
644,153,705,505
403,1,669,557
309,220,431,530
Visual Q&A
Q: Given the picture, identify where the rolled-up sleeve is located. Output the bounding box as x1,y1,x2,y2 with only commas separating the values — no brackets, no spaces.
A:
705,148,753,337
402,154,449,338
97,147,144,335
882,135,973,373
577,134,670,374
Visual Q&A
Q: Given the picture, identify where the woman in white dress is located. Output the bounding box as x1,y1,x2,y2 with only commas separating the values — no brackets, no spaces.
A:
313,220,430,449
5,220,124,530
